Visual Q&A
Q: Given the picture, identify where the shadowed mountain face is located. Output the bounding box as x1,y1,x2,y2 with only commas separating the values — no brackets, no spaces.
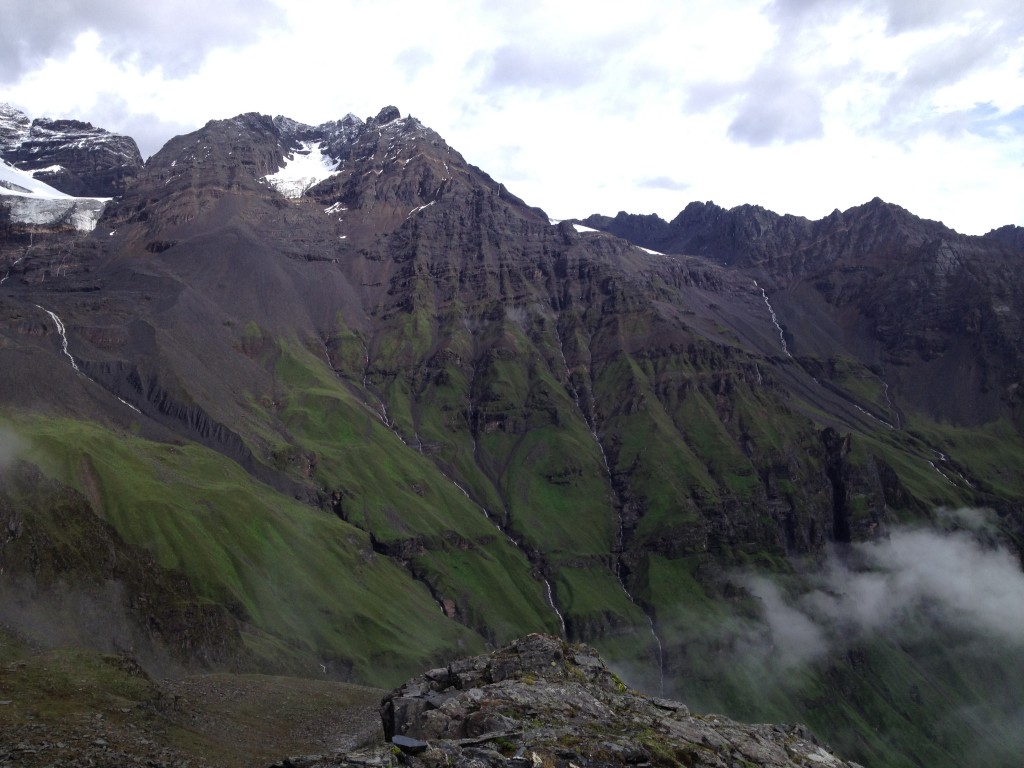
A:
0,107,1022,768
583,202,1024,427
0,103,143,198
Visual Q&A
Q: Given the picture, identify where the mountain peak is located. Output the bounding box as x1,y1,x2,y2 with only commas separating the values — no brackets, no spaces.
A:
0,102,31,153
0,103,142,199
370,105,402,125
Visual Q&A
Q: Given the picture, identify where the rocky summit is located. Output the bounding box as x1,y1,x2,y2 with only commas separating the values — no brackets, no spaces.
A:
0,104,1022,768
276,634,859,768
0,103,143,197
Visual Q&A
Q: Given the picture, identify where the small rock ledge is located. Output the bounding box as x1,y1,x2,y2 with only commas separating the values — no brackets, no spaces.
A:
274,634,862,768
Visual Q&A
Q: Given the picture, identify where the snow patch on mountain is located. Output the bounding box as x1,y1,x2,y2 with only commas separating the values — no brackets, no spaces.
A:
0,158,70,198
263,141,340,198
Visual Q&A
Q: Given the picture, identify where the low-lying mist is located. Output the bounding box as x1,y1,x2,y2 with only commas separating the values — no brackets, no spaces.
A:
663,509,1024,765
743,510,1024,669
0,425,24,471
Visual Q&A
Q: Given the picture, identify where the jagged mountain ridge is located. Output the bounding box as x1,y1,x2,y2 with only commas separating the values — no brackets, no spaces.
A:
582,201,1024,427
0,103,143,198
1,105,1022,768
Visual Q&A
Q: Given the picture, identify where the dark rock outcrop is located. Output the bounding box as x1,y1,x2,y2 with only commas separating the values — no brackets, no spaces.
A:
0,104,143,198
985,224,1024,253
583,200,1024,426
371,634,861,768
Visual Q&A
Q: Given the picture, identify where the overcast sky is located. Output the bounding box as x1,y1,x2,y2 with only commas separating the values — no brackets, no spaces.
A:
2,0,1021,234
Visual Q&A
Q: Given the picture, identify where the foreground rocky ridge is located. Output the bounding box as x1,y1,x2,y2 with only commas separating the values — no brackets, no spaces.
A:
281,634,858,768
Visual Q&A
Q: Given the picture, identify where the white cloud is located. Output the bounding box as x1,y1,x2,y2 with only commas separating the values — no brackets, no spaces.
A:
0,0,1020,234
743,519,1024,668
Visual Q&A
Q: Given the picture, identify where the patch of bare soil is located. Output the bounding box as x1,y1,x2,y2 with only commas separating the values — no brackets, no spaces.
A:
0,635,383,767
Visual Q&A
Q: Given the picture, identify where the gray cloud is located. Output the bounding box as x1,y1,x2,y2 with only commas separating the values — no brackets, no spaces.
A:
395,47,434,82
727,67,825,146
879,24,1024,138
729,519,1024,762
83,92,198,158
878,0,995,34
743,575,829,668
638,176,691,192
709,0,1024,147
691,0,840,147
684,81,737,113
767,0,848,28
0,0,285,84
767,0,986,34
480,44,605,92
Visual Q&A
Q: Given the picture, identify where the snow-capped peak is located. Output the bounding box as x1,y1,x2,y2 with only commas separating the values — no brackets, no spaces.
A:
0,103,31,153
263,141,340,199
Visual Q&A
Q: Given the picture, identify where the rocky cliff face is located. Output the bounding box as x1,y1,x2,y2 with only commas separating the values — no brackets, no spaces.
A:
583,200,1024,426
0,104,143,198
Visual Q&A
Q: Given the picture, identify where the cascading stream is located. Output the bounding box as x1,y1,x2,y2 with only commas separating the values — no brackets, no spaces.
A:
35,305,140,413
36,305,78,371
748,291,968,491
753,280,791,357
321,336,404,443
881,380,902,429
555,322,665,694
1,255,26,285
439,453,567,635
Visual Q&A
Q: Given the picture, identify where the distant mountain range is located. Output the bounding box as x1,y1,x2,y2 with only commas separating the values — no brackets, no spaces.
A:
1,102,1022,768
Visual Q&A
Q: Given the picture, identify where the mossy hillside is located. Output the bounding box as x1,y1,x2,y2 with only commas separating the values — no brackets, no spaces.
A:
393,311,621,561
591,351,713,538
264,342,558,642
418,544,564,640
323,320,371,376
363,286,444,438
553,564,664,684
499,426,616,559
467,341,617,559
671,390,759,499
351,305,644,640
7,412,485,686
389,310,507,513
253,330,620,647
849,431,971,514
0,640,158,721
270,340,494,542
318,301,671,644
820,356,895,415
901,415,1024,499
